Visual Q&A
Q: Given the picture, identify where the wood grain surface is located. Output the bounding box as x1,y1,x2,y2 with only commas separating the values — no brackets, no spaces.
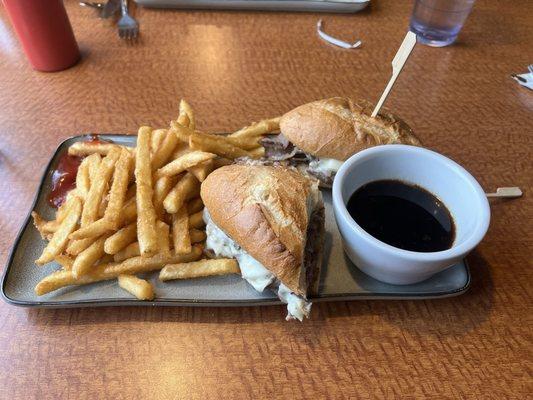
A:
0,0,532,398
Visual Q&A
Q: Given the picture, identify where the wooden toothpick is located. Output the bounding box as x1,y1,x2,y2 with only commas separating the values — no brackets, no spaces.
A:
485,187,523,198
371,31,417,118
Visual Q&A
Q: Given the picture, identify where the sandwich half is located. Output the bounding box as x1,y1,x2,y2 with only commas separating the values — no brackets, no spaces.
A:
259,97,421,186
201,164,325,321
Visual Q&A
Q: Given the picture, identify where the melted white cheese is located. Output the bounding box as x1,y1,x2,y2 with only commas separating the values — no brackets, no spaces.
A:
277,283,312,321
235,252,275,293
204,209,311,321
308,157,344,175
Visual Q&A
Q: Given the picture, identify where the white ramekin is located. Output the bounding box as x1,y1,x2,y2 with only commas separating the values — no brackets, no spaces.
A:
332,145,490,285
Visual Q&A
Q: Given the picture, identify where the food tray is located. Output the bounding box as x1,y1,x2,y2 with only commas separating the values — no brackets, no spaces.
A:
1,134,470,308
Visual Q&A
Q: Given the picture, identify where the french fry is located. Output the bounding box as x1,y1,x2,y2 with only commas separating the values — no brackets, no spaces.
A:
81,148,120,227
159,259,240,281
69,218,112,240
32,212,58,239
36,197,82,265
86,151,128,228
157,220,171,256
180,99,195,130
189,229,206,244
150,129,167,153
68,141,122,157
35,245,203,295
167,101,191,140
171,143,192,160
113,242,140,262
105,149,132,226
72,234,109,277
104,222,137,254
186,197,204,214
70,149,129,240
66,237,97,256
75,157,91,199
188,210,205,229
155,151,216,179
177,102,190,125
224,135,262,151
187,160,214,182
54,197,72,224
151,130,180,171
32,190,84,239
170,120,195,144
121,197,137,224
55,255,74,271
163,172,200,214
172,206,191,254
189,131,257,159
118,275,155,300
98,196,108,218
153,175,178,219
86,153,102,187
229,117,281,139
135,126,158,256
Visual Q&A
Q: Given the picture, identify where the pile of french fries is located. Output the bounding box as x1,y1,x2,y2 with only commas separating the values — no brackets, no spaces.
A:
32,100,280,300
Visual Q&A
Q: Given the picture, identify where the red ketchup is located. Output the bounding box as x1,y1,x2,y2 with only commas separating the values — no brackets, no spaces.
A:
88,134,102,144
48,154,82,208
47,136,115,208
87,134,113,145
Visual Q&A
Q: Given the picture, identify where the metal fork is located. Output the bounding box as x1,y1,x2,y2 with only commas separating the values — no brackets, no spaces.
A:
118,0,139,40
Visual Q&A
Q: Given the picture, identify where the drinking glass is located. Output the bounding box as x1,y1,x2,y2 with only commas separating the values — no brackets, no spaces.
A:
409,0,476,47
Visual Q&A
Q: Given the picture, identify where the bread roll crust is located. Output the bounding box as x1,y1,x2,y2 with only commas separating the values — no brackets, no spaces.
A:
201,165,321,296
280,97,421,161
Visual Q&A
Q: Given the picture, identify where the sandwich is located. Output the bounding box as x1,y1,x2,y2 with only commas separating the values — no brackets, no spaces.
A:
201,164,325,321
257,97,421,186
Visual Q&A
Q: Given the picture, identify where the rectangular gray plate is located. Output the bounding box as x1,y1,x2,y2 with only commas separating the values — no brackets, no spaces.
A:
134,0,369,13
1,134,470,308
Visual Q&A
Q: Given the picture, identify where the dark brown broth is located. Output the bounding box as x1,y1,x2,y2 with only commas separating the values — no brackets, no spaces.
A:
347,180,455,252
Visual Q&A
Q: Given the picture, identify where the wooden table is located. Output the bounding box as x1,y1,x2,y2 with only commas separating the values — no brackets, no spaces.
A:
0,1,531,398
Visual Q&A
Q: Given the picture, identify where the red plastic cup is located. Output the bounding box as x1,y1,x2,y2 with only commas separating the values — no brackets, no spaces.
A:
2,0,80,72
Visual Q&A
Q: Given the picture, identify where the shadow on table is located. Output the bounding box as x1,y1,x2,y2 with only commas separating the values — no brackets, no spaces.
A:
365,249,494,338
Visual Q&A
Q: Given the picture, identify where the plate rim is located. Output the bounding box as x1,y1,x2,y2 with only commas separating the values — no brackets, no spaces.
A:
1,134,471,308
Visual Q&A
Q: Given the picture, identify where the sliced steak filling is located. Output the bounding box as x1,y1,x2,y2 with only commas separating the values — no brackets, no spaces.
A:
304,205,325,296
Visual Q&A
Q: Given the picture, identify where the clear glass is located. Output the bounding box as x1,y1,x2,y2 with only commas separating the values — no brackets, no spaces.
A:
409,0,476,47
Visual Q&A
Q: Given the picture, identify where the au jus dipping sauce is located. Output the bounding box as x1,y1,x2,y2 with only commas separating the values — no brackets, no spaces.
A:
347,180,455,252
